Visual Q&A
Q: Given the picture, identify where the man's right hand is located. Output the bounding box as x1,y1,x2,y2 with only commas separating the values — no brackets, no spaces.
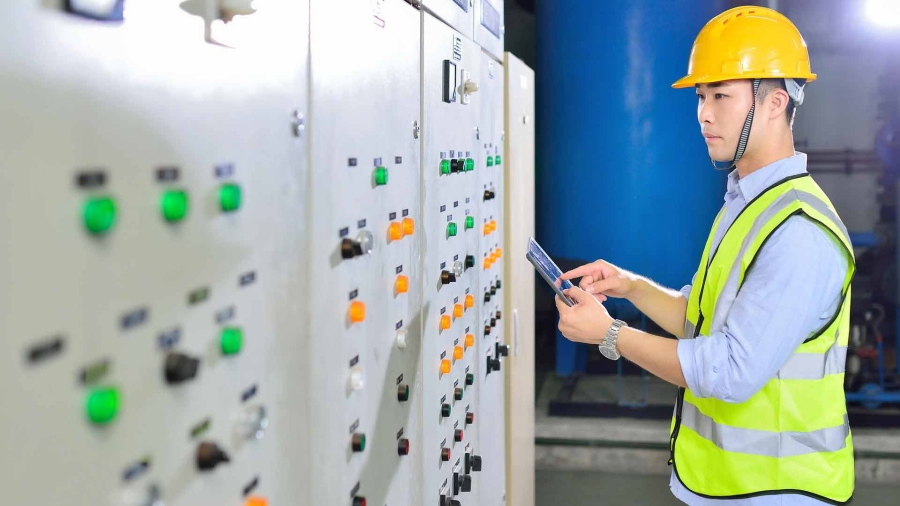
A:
560,259,639,301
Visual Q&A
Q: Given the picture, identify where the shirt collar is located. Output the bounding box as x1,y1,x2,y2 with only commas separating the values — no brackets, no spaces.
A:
724,152,808,203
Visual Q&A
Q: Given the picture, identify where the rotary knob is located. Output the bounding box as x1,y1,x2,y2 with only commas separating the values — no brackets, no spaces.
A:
441,270,457,285
496,343,510,357
454,472,472,494
486,356,501,374
196,441,230,471
164,352,200,384
341,230,375,259
466,453,483,473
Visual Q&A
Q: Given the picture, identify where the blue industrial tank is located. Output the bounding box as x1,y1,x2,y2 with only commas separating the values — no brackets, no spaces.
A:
535,0,728,292
536,0,729,377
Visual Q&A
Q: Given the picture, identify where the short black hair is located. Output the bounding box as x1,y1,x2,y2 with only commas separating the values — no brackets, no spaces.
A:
756,78,800,127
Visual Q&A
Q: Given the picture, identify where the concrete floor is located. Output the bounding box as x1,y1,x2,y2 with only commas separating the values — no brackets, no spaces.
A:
536,469,900,505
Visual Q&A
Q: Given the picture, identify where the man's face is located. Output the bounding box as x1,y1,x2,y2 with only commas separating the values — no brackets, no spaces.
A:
696,80,754,162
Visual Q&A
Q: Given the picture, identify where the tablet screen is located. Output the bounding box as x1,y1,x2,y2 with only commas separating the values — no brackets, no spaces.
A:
527,237,574,303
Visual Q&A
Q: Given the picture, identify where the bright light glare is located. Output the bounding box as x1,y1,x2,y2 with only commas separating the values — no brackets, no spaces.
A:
866,0,900,28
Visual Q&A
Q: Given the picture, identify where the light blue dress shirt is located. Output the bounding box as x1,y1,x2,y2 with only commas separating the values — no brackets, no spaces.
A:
669,153,850,505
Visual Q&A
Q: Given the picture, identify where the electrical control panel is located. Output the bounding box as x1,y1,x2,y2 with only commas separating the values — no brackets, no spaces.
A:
0,1,525,505
0,1,310,505
308,1,423,505
476,46,507,506
421,11,485,506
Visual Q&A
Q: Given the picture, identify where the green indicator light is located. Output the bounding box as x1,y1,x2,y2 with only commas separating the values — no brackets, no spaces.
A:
359,434,366,451
86,387,120,425
465,158,475,172
83,197,116,235
440,159,451,175
161,189,189,222
495,155,501,165
447,222,458,237
220,327,243,355
465,216,475,229
375,166,389,186
219,183,242,212
441,403,452,417
486,156,494,167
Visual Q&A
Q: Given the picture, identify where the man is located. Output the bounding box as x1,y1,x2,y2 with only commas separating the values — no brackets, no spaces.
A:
555,6,855,505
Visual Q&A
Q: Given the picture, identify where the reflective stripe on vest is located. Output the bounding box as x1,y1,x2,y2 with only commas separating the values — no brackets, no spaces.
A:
672,174,856,504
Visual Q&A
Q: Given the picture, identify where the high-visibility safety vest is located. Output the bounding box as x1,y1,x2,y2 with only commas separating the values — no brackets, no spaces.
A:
671,173,856,504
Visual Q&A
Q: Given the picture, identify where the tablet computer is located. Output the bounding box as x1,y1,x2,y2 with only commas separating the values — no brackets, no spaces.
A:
526,237,575,306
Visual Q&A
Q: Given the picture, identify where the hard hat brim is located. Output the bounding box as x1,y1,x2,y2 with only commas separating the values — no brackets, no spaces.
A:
672,72,817,89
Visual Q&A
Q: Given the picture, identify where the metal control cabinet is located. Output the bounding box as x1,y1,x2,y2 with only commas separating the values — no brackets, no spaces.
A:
420,11,485,506
308,1,423,505
476,46,507,506
0,2,528,505
0,1,310,505
504,52,536,506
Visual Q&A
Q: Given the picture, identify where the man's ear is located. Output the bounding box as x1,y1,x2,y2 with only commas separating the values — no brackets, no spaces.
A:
767,88,791,121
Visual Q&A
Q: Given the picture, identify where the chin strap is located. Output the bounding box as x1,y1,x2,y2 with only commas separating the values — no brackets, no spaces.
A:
710,78,761,171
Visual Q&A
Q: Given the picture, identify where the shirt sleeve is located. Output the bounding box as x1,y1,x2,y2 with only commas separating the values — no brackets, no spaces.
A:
680,273,695,301
676,215,849,403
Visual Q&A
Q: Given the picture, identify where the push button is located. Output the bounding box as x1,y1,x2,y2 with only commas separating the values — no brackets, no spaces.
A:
465,158,475,172
83,196,117,235
466,412,475,425
465,373,475,386
454,346,464,361
389,222,403,242
441,447,451,461
447,222,458,237
465,295,475,309
495,155,502,165
196,441,230,471
402,217,415,236
454,304,464,318
352,433,366,452
441,159,451,175
398,438,410,456
441,359,452,374
487,156,494,167
465,333,474,348
220,327,243,356
165,352,201,384
441,403,452,418
440,315,452,331
454,387,464,401
454,428,464,442
374,166,389,186
395,275,410,295
349,301,366,323
161,189,189,222
465,215,475,230
219,183,242,212
398,384,410,402
86,387,120,425
465,255,476,270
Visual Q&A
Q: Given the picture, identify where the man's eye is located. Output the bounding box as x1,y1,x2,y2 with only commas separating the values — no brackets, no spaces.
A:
696,94,704,100
715,93,726,99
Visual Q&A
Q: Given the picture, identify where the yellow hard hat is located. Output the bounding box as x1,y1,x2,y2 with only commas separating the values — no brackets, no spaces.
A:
672,6,816,88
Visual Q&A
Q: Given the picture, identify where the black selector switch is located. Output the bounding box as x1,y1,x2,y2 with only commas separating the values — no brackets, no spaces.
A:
465,373,475,386
483,190,495,201
465,255,475,269
450,159,463,173
490,318,497,328
439,495,451,506
496,310,502,320
486,356,501,374
341,238,365,259
484,291,491,303
466,453,483,473
441,270,457,285
495,280,502,289
454,472,472,494
196,441,230,471
165,352,200,384
484,325,491,336
490,283,497,295
496,343,510,357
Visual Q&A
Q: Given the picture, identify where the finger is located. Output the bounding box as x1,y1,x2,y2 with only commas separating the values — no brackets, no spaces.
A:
593,293,608,303
579,275,594,290
587,277,620,295
555,295,571,313
560,263,598,280
563,287,592,304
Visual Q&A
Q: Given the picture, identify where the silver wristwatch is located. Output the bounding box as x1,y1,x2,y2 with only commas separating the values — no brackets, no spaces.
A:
598,319,627,360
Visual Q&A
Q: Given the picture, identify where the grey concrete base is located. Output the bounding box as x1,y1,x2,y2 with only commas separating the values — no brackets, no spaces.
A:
536,374,900,484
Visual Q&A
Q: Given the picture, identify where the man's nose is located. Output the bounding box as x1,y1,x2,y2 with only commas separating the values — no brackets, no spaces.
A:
698,100,714,124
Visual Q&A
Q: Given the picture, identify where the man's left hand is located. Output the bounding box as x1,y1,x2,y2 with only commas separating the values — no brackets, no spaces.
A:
556,287,614,345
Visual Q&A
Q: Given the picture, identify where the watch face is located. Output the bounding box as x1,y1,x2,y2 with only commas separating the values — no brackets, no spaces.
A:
599,346,619,360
